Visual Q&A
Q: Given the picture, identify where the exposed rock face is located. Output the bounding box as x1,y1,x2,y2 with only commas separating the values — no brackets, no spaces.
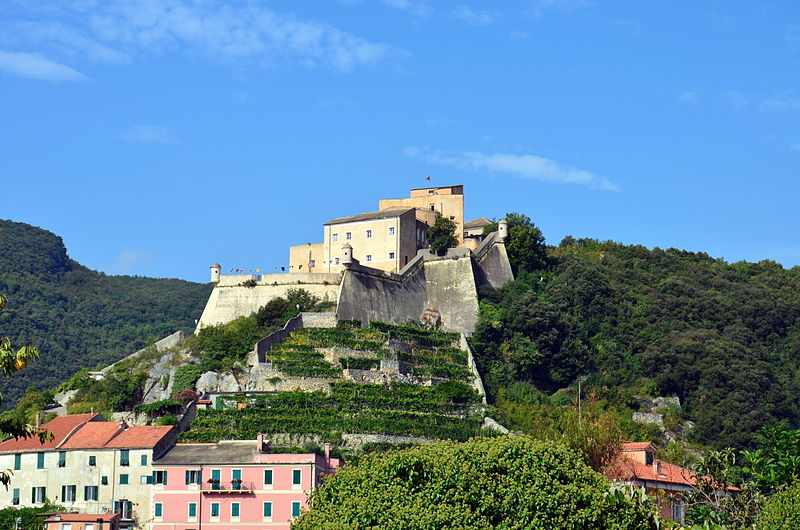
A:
482,417,510,434
632,412,665,428
196,371,242,393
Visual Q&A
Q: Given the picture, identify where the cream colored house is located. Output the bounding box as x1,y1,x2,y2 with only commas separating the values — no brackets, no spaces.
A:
289,184,493,274
0,414,174,530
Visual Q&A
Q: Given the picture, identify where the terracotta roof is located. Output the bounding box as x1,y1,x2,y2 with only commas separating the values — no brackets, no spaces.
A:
325,207,414,226
59,422,123,449
621,441,657,452
105,425,173,448
605,454,697,487
45,513,119,523
0,413,100,453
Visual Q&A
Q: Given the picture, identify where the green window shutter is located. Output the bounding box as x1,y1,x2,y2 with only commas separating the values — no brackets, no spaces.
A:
141,454,148,466
232,503,240,517
101,476,108,485
185,470,191,485
154,503,162,517
58,451,66,467
211,469,220,481
12,488,19,505
37,452,44,469
88,455,96,466
120,449,129,466
292,501,301,517
31,487,35,504
263,502,272,517
13,454,20,470
188,502,197,517
211,503,219,517
61,485,66,500
84,486,89,500
120,474,129,485
264,469,273,484
293,469,301,484
215,398,223,409
232,469,241,480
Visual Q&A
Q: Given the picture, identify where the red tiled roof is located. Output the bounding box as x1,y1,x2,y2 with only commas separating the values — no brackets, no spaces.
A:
0,413,100,452
605,454,697,487
45,513,119,522
60,422,123,449
105,426,173,448
620,441,657,452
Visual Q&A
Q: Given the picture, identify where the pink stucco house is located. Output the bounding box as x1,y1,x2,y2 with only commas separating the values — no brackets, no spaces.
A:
151,435,340,529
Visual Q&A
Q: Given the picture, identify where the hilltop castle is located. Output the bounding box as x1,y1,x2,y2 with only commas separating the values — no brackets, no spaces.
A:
199,185,513,333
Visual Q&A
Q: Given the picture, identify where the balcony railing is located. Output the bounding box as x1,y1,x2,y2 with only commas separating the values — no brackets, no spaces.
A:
202,481,254,493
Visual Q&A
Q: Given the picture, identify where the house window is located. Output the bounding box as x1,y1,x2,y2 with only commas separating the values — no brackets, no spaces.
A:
671,500,685,523
85,525,94,530
62,485,76,502
211,469,221,485
58,451,66,467
210,502,220,518
188,502,197,518
389,252,395,260
346,232,352,240
264,469,273,485
114,500,133,520
366,229,372,238
231,502,240,517
60,524,72,530
88,455,96,466
153,470,167,485
141,454,148,466
335,257,340,266
37,452,44,469
263,501,273,517
645,452,654,465
32,486,46,503
120,449,129,466
366,255,372,262
11,488,19,505
84,486,98,501
101,476,108,485
292,469,302,485
292,501,301,518
388,226,395,235
13,454,20,470
185,470,202,485
119,474,129,485
232,469,242,490
140,475,153,485
154,502,163,518
332,233,339,242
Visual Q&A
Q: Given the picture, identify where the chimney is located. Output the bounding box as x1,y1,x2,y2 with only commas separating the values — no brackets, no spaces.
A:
256,433,263,452
324,442,331,462
656,461,663,476
35,412,42,428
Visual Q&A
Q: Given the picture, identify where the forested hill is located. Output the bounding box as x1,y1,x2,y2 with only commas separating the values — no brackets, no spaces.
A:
472,216,800,451
0,220,212,408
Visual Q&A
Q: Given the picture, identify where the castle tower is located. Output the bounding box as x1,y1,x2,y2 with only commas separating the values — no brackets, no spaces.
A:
341,244,353,266
210,263,221,284
498,219,508,242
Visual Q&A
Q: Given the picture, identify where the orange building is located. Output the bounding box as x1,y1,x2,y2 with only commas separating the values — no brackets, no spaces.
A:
603,441,697,523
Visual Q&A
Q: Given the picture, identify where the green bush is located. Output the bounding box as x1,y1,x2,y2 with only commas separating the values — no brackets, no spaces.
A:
757,482,800,529
172,364,203,393
156,413,178,425
292,437,660,529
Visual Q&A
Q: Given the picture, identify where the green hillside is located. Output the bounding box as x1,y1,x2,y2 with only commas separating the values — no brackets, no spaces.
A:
473,216,800,451
0,219,212,408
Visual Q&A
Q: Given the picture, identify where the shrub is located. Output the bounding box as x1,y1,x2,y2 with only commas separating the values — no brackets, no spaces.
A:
156,413,178,425
757,482,800,528
172,365,203,393
293,437,660,529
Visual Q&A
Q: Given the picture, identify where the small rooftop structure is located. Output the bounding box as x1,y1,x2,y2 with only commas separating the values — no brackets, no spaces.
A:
44,512,120,530
324,206,415,226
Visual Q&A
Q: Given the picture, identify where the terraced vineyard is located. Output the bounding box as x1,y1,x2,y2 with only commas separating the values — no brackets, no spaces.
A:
181,321,491,447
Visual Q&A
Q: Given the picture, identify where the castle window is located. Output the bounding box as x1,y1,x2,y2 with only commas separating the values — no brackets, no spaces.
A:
335,257,340,265
346,232,352,240
366,229,372,238
388,226,395,235
389,252,395,260
310,260,316,268
430,205,435,210
366,255,372,262
332,233,338,242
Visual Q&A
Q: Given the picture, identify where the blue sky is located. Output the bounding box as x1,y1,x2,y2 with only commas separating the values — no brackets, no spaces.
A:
2,0,799,283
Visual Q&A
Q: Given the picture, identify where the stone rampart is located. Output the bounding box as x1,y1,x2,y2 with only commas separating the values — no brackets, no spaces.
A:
472,232,514,289
197,276,341,329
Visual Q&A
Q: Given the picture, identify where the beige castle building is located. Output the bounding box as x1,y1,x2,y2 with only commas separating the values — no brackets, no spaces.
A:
288,185,489,274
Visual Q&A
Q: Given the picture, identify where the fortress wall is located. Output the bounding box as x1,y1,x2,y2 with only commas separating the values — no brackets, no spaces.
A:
473,242,514,289
336,252,480,333
197,281,341,329
336,263,428,328
216,272,339,287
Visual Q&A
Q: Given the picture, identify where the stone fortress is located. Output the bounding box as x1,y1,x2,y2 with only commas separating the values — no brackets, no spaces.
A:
197,185,514,333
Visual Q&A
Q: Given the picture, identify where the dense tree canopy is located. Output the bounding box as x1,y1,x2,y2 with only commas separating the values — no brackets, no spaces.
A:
292,436,659,529
426,216,458,255
0,220,211,408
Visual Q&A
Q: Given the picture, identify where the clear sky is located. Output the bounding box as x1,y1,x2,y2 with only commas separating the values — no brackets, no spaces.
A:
2,1,799,283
